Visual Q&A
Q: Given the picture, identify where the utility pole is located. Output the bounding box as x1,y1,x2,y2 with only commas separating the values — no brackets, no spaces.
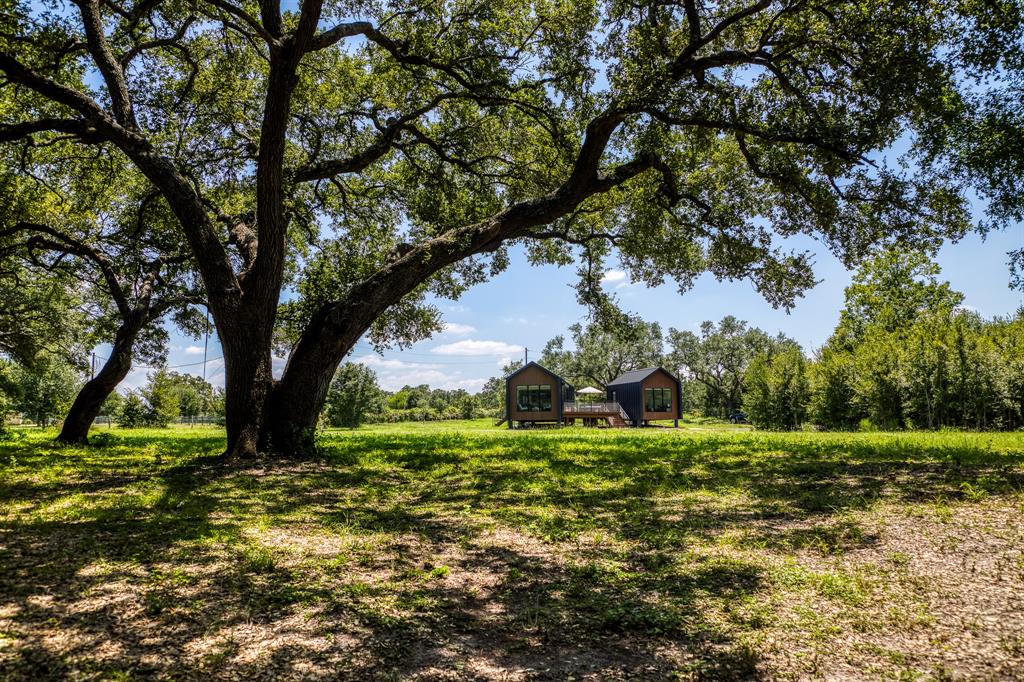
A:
524,347,528,364
201,309,210,424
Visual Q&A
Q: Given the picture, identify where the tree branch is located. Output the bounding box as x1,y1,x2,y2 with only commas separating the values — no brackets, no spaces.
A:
203,0,280,46
76,0,138,129
0,118,100,143
310,21,373,52
1,221,132,318
644,108,862,162
0,50,239,299
292,95,454,182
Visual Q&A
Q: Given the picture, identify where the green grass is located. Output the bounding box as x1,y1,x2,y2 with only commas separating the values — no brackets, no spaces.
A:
1,423,1023,679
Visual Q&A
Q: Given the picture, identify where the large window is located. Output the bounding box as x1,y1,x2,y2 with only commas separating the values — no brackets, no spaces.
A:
645,387,673,412
516,384,552,411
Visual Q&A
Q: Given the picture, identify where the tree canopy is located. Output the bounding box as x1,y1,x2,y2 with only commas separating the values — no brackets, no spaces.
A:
666,316,793,416
540,314,664,388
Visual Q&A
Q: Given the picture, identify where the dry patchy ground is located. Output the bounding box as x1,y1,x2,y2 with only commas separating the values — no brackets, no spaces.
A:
1,424,1023,680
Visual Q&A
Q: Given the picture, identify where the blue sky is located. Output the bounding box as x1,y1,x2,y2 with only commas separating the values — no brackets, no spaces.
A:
118,218,1023,394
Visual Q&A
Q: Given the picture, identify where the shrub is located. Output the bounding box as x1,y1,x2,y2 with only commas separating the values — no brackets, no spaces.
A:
119,392,147,428
142,370,180,427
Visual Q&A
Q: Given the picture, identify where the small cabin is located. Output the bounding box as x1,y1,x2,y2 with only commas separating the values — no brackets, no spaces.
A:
504,362,574,428
605,367,682,427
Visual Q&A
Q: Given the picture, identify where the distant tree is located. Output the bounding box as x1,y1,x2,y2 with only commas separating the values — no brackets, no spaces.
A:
386,390,410,411
477,361,522,417
141,370,180,427
157,372,217,423
678,379,708,416
11,359,81,427
119,392,146,429
745,346,810,430
0,359,15,431
100,391,125,422
834,247,964,346
428,388,467,414
208,389,227,421
324,363,384,428
809,347,859,430
666,317,782,418
177,385,203,423
540,314,663,388
477,376,505,413
811,248,972,430
456,394,479,420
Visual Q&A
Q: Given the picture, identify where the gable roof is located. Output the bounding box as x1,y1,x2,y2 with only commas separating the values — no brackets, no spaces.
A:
606,366,679,387
505,361,571,386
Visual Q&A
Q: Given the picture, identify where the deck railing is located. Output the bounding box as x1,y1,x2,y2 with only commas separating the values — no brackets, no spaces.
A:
564,401,621,413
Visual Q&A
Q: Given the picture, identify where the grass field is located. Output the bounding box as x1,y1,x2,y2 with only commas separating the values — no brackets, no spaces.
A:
1,421,1023,680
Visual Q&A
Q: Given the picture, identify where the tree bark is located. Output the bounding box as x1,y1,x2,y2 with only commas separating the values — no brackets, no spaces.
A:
57,318,141,444
219,305,277,459
260,302,364,455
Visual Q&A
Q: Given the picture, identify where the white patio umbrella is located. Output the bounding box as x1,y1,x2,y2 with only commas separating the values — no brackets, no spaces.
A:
576,386,603,403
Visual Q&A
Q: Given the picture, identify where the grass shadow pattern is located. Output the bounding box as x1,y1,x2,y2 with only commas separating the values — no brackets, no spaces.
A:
0,425,1023,679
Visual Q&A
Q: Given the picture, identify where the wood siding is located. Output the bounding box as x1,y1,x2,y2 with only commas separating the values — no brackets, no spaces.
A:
641,369,681,421
508,364,560,422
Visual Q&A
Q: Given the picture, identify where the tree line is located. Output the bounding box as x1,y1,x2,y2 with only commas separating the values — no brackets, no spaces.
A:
0,362,224,431
319,362,490,428
528,248,1024,431
2,0,1021,456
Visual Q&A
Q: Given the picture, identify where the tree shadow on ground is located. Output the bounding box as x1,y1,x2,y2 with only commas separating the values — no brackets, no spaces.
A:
0,429,1022,679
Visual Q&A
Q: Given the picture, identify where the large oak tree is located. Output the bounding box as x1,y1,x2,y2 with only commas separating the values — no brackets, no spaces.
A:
0,0,978,456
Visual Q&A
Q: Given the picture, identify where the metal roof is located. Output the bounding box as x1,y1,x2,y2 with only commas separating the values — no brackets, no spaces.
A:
504,361,572,387
606,366,678,386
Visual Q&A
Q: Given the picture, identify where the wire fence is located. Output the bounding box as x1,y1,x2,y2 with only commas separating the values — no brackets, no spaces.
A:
92,415,224,426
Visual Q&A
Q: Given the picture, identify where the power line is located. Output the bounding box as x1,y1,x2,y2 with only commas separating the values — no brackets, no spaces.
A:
347,343,520,362
115,356,225,372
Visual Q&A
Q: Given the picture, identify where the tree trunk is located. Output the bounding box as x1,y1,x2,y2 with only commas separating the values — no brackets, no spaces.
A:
259,303,362,456
57,319,140,444
220,310,276,459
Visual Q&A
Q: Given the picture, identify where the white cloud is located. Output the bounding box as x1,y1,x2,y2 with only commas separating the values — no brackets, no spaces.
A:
376,369,451,391
374,371,489,393
601,269,627,284
184,345,205,355
442,322,476,335
497,356,512,368
445,304,470,313
272,355,287,380
432,339,523,356
442,377,488,391
354,355,440,370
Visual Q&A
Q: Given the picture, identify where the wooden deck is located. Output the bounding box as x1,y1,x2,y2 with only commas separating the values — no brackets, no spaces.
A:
563,402,631,427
